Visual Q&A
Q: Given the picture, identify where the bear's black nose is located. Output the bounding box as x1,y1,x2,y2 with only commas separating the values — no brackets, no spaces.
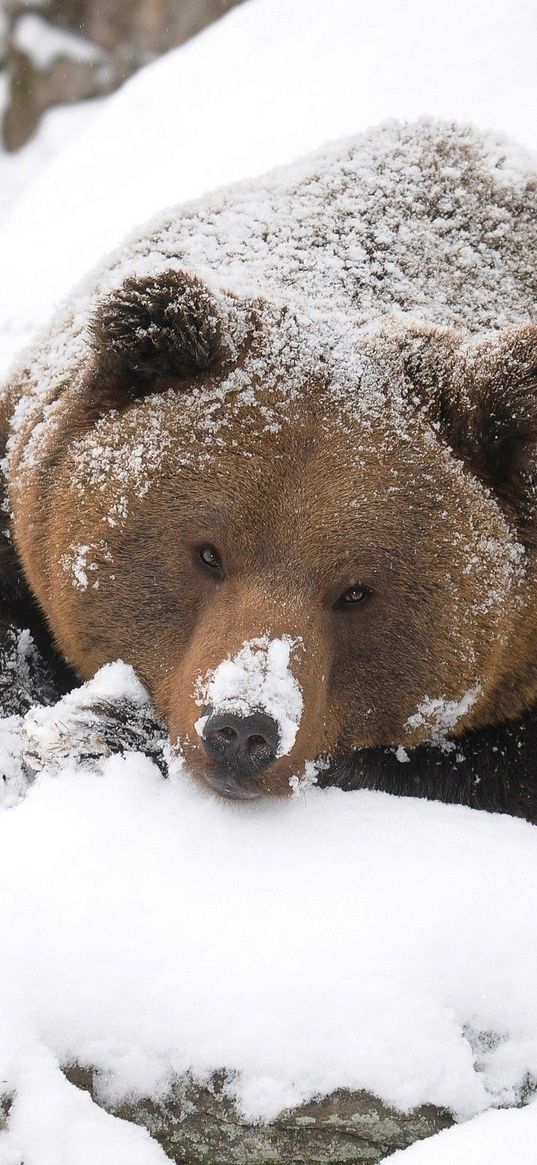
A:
201,710,280,787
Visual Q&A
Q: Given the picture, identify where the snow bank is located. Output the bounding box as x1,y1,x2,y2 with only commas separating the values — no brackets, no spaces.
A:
389,1100,537,1163
1,0,536,371
1,666,537,1160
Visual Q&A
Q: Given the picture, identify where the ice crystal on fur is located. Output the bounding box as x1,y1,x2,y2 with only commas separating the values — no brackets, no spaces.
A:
406,686,482,751
23,661,167,776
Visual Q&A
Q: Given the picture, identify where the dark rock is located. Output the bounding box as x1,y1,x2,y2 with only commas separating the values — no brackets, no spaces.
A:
64,1065,454,1163
0,1093,13,1131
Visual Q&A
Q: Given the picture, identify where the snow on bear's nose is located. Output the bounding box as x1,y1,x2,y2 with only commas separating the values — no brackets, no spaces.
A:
194,635,304,760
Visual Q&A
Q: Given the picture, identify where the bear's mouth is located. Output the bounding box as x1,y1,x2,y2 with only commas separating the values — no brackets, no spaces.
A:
202,766,263,801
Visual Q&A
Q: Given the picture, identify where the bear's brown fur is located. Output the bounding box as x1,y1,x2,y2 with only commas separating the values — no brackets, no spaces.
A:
2,120,537,807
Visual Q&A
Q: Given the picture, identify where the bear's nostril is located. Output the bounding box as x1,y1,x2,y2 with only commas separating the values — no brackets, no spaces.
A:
247,733,272,763
216,727,237,743
249,734,267,749
201,710,280,777
204,723,237,757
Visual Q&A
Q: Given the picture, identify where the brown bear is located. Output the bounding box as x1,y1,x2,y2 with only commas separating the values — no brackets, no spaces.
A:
1,119,537,814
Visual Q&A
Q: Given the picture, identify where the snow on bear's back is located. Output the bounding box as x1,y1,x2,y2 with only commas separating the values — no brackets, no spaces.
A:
3,118,537,436
125,118,537,332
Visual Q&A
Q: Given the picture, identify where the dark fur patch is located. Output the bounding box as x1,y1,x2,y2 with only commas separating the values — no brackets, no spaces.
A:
404,323,537,516
90,269,227,385
468,327,537,511
324,712,537,823
23,697,168,778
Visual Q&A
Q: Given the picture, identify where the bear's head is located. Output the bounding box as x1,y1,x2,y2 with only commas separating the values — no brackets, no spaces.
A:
10,269,537,799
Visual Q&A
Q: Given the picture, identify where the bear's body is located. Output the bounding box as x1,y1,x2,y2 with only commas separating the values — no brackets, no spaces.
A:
2,120,537,813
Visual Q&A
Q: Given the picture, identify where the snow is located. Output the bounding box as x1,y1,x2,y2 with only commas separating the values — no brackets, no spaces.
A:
13,13,100,70
389,1101,537,1163
195,635,304,757
1,0,537,374
60,543,93,590
405,687,482,750
0,0,536,1159
0,715,25,807
1,695,537,1163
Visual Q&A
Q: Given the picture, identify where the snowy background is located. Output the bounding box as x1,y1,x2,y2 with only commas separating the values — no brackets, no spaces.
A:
1,1,537,1162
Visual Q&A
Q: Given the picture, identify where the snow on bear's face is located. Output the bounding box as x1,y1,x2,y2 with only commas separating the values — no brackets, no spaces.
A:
13,273,537,799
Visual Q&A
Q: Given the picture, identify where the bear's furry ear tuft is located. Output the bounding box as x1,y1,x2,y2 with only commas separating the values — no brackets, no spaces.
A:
89,269,231,386
406,323,537,515
460,325,537,507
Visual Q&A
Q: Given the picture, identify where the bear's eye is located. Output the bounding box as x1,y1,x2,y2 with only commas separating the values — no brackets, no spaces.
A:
333,584,370,610
198,545,224,576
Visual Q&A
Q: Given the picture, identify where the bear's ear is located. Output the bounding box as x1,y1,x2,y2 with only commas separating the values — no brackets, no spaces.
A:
88,269,238,396
459,325,537,507
406,323,537,514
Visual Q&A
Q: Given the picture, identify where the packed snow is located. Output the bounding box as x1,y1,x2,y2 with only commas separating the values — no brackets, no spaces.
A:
1,0,537,1161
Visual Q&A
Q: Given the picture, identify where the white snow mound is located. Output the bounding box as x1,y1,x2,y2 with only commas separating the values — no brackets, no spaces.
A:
0,668,537,1160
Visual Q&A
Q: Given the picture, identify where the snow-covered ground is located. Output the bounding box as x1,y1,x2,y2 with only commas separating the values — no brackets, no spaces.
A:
2,665,537,1165
1,1,537,1161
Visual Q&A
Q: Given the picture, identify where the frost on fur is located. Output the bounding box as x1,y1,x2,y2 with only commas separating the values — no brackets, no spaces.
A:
0,626,63,718
90,269,237,384
405,686,482,751
22,661,168,777
0,656,168,808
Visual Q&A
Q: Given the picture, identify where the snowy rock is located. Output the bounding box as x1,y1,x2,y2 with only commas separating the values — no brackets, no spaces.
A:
13,14,99,71
64,1066,454,1164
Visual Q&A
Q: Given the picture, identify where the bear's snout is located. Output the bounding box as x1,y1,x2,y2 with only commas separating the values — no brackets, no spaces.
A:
167,630,327,798
201,709,280,798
